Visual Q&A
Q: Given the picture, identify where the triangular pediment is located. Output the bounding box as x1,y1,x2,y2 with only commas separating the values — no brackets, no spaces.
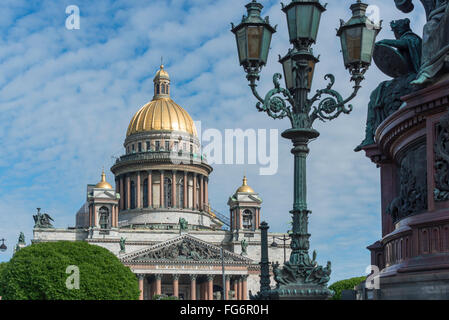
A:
121,234,252,265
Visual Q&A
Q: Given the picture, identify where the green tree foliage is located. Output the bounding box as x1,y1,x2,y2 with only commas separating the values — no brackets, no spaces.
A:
0,241,139,300
329,276,366,300
0,262,9,296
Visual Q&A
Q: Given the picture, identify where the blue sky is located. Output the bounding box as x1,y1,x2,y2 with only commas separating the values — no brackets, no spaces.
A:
0,0,426,283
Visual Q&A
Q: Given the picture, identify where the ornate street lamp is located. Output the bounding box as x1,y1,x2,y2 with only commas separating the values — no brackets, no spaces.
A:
232,0,380,300
0,239,7,252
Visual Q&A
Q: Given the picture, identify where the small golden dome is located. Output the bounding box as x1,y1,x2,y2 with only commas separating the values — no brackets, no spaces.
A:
95,170,113,189
236,176,255,193
126,98,198,137
154,65,169,81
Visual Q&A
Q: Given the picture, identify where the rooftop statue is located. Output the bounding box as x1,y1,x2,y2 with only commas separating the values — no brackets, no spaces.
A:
355,19,422,151
395,0,449,84
33,208,54,229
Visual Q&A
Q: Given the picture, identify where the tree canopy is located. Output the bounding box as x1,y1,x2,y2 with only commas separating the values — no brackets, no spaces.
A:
329,276,366,300
0,241,139,300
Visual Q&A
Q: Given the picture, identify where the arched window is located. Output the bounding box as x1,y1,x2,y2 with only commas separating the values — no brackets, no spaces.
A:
130,181,136,209
178,178,184,208
164,177,172,208
156,84,160,94
143,179,148,207
99,207,109,229
243,209,253,230
188,177,194,209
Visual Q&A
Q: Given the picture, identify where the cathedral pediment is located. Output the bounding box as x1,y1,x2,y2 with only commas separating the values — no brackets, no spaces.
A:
121,234,252,265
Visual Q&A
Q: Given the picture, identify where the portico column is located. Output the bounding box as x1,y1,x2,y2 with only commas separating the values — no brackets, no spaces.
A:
183,172,188,209
242,276,248,300
193,174,197,210
173,274,179,298
137,171,141,208
155,274,162,296
233,278,239,300
148,171,152,207
190,275,197,300
238,277,242,300
160,170,164,208
119,176,124,210
172,171,177,208
138,274,145,301
225,275,231,300
207,275,214,300
199,175,204,211
126,175,131,210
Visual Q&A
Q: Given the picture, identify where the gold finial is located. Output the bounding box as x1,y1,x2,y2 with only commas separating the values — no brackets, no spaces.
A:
236,175,255,193
95,168,113,189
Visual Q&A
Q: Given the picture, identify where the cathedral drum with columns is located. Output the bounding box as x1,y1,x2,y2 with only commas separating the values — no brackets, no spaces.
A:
33,66,289,300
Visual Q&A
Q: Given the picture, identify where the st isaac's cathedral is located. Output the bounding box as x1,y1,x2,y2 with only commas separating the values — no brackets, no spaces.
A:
33,65,289,300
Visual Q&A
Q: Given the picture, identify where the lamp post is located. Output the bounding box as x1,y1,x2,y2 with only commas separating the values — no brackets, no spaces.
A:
232,0,380,300
0,239,7,252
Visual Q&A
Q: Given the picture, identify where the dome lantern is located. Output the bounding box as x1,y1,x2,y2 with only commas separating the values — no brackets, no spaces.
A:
153,65,170,100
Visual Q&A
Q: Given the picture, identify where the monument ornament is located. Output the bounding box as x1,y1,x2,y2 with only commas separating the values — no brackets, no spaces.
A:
33,208,54,229
232,0,381,300
241,239,248,256
356,19,422,151
434,111,449,201
120,237,126,253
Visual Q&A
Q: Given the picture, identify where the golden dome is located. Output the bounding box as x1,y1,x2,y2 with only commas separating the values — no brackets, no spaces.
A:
236,176,255,193
126,98,198,137
95,170,113,189
127,65,197,137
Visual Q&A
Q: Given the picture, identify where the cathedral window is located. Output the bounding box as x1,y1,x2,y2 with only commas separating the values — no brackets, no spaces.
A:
174,141,179,152
190,144,193,154
156,84,160,94
146,141,150,151
138,142,142,152
155,141,160,151
165,141,170,151
99,207,109,229
243,209,253,230
164,177,172,208
196,179,200,209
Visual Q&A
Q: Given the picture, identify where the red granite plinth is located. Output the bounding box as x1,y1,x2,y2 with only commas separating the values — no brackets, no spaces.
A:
363,79,449,299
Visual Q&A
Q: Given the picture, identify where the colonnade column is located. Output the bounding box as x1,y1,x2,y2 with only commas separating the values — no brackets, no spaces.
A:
193,174,197,210
183,172,188,209
207,275,214,300
173,274,179,298
126,175,131,210
199,175,204,211
138,274,145,301
205,177,209,208
119,176,124,210
160,170,164,208
190,275,197,300
172,171,177,208
137,171,141,208
148,171,152,207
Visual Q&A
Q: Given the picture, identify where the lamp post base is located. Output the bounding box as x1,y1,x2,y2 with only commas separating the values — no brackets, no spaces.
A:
272,284,334,300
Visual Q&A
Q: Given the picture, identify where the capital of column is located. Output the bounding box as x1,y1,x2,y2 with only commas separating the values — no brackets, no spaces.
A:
137,274,145,280
207,274,215,281
154,274,162,280
190,274,198,281
172,274,180,280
